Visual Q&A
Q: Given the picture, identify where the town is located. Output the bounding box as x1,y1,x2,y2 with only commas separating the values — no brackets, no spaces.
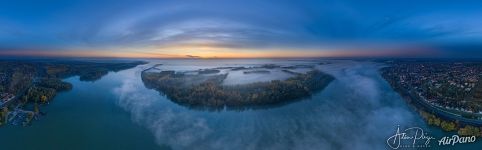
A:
382,61,482,113
381,60,482,136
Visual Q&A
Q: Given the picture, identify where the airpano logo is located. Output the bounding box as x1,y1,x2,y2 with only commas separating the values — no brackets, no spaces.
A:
387,125,477,149
438,135,476,146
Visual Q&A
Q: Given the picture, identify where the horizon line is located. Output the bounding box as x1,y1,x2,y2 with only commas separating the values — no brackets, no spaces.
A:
1,54,482,60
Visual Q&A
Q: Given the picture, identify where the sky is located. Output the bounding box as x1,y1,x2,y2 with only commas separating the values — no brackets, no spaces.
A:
0,0,482,58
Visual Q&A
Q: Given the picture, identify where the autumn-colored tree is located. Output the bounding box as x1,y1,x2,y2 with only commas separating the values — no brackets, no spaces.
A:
458,125,482,137
40,95,48,103
441,121,457,131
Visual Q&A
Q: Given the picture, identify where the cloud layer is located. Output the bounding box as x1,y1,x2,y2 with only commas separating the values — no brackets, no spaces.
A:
1,0,482,57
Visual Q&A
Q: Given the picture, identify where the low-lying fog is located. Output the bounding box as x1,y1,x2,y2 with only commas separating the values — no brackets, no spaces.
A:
113,59,424,150
144,60,319,86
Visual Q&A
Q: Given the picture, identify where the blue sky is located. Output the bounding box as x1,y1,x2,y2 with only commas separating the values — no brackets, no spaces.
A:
0,0,481,58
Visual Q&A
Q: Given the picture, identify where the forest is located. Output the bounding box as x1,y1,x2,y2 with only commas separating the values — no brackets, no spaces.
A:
142,69,334,110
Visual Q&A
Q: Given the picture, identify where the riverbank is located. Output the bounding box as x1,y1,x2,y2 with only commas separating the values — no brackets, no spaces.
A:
380,68,482,136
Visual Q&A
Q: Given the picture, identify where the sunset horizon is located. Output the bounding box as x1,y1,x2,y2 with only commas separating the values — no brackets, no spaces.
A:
0,44,467,59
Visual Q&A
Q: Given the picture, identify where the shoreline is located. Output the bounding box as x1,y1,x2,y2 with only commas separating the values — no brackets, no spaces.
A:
380,69,482,136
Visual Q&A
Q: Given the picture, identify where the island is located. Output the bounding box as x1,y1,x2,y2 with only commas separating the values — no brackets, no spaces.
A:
0,59,146,126
141,64,334,110
380,60,482,136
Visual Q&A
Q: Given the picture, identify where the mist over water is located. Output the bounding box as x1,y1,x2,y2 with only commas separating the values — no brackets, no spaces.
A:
222,69,293,85
112,60,423,150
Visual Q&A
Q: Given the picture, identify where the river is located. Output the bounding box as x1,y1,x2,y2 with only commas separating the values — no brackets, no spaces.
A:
0,59,480,150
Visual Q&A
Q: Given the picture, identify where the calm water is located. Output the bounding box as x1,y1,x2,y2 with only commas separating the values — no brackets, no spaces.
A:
0,59,481,150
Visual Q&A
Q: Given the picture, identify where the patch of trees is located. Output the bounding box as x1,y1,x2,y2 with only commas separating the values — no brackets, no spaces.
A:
37,78,72,91
45,61,146,81
142,70,334,110
16,78,72,104
25,86,56,104
420,110,482,136
459,125,482,136
0,62,35,94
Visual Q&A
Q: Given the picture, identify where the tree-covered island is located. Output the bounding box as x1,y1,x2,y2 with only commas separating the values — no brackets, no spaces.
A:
142,64,335,110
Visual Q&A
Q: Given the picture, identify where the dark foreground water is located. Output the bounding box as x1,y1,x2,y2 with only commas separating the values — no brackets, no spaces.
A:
0,59,481,150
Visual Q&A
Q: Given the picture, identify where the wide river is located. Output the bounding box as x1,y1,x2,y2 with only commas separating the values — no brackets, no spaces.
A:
0,59,481,150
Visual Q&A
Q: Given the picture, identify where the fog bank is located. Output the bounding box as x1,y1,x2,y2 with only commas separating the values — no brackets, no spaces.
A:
113,60,422,150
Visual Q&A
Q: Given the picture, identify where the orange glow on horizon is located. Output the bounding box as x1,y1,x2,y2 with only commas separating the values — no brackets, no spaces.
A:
0,45,436,59
0,49,352,59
